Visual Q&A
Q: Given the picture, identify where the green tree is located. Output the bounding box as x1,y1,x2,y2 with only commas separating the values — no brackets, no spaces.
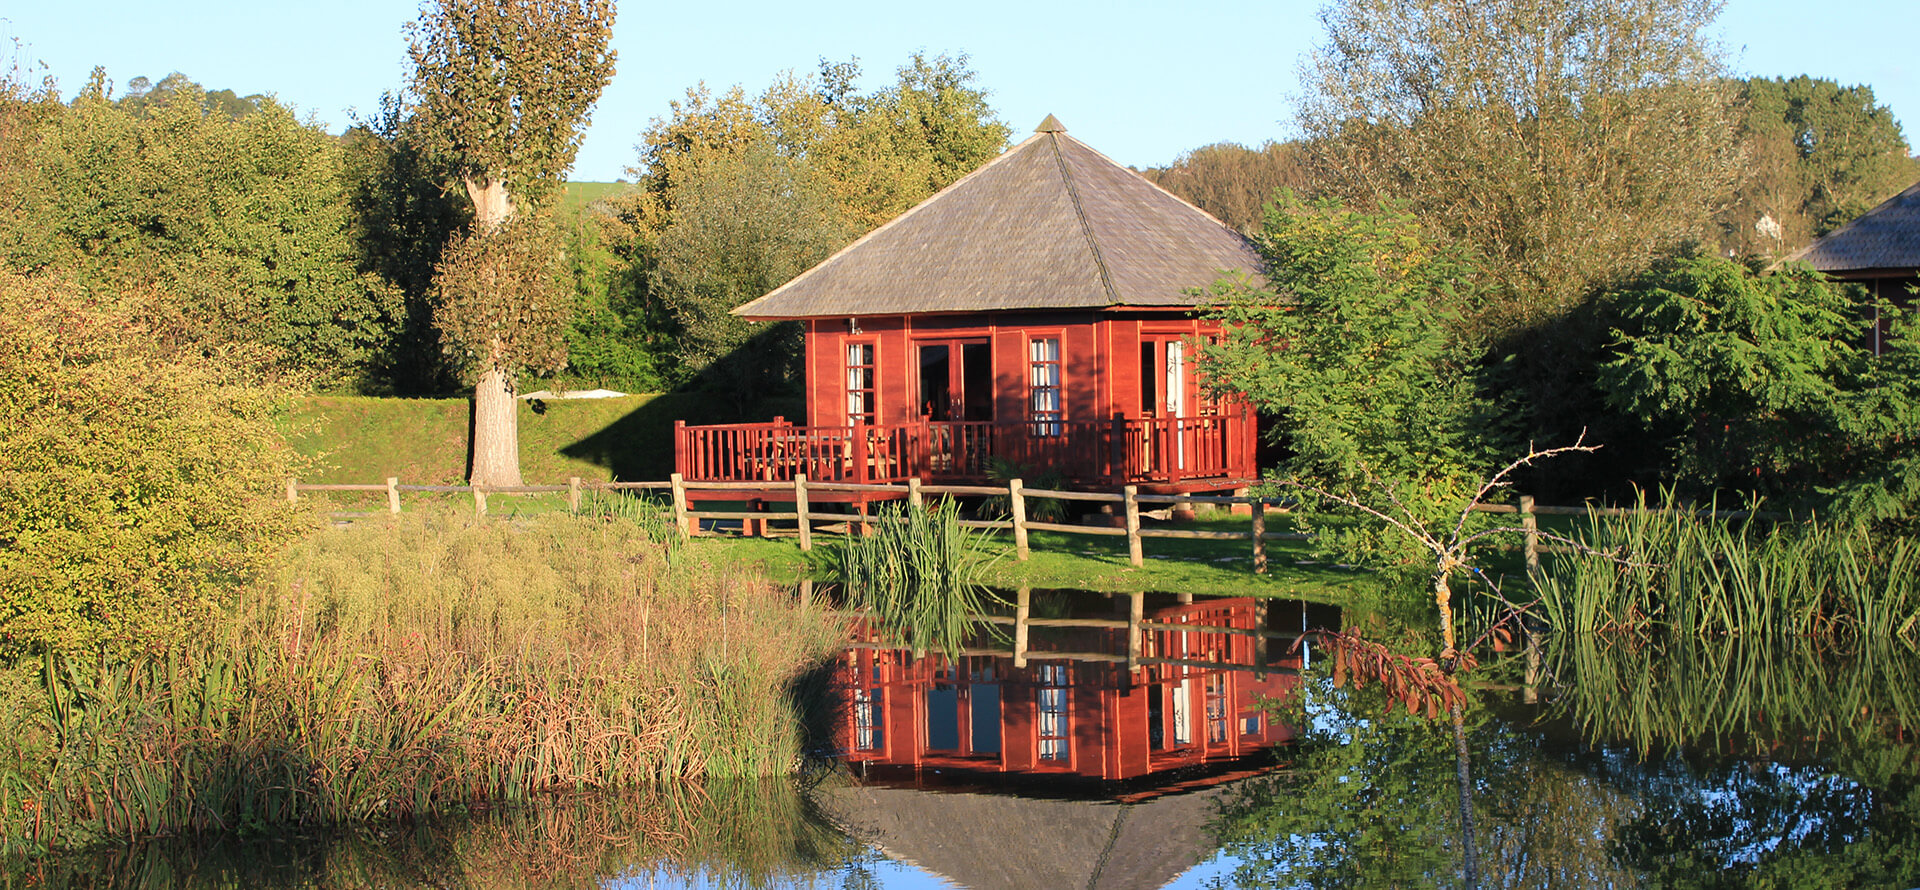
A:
405,0,616,485
1139,140,1313,233
613,54,1007,403
0,71,399,388
1717,76,1920,259
1599,255,1920,524
0,270,300,658
1298,0,1742,327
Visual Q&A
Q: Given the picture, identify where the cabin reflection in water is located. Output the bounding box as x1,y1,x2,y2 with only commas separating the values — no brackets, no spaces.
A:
836,595,1337,782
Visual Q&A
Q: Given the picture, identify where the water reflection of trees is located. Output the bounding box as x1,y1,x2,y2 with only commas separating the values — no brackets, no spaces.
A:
1212,638,1920,889
13,778,859,889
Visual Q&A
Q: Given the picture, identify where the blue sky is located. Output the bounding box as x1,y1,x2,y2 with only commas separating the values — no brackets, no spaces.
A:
4,1,1913,182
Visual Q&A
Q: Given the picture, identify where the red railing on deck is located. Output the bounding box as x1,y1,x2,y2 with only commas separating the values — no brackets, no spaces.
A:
674,408,1256,486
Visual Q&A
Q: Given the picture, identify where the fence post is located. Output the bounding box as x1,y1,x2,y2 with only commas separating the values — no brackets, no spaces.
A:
472,486,487,517
386,477,401,514
1520,494,1540,574
568,477,581,514
670,473,690,539
1014,587,1031,668
286,477,298,504
1010,478,1030,561
795,474,813,552
1123,485,1143,567
1252,497,1267,575
907,476,923,510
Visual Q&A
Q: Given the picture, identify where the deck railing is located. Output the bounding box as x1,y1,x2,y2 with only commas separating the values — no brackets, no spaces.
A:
673,408,1257,487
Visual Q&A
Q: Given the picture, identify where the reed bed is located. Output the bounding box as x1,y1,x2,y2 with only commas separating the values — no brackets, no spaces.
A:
1532,501,1920,638
834,500,996,659
0,510,842,855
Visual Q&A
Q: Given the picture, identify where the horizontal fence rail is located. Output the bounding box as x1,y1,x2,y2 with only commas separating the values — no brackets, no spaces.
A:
284,475,1780,576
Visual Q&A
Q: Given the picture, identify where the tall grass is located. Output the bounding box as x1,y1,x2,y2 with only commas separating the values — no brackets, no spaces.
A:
1533,498,1920,639
0,510,841,855
836,500,995,658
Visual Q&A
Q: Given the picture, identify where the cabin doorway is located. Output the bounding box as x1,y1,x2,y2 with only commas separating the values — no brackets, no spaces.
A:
918,339,993,475
1140,337,1193,470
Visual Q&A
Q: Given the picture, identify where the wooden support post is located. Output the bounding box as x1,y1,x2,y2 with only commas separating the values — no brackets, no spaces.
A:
567,477,581,514
798,577,813,612
1520,494,1540,575
386,477,401,514
1251,498,1267,575
1127,591,1144,670
670,473,690,539
472,486,487,517
795,474,813,552
1014,587,1031,668
1123,484,1143,567
1010,478,1030,561
907,476,923,510
286,477,298,504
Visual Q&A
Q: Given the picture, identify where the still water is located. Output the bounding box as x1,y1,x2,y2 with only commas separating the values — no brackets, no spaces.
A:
15,592,1920,888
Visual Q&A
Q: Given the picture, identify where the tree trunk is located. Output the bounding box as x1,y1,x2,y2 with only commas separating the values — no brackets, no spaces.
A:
470,361,522,487
464,174,513,233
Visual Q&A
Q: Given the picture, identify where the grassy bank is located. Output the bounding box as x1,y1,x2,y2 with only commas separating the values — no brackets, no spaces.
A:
0,509,840,855
289,392,798,485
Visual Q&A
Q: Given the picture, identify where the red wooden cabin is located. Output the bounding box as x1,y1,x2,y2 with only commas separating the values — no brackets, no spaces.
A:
675,117,1264,493
835,597,1308,782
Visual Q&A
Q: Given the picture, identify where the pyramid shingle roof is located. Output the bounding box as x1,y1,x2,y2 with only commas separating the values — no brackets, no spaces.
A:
734,120,1263,320
1789,179,1920,275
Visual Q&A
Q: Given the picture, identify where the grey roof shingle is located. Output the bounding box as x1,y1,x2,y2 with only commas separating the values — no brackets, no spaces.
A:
1789,179,1920,275
733,120,1264,319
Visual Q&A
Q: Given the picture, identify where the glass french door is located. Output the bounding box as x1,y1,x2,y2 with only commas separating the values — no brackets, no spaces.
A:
918,339,992,475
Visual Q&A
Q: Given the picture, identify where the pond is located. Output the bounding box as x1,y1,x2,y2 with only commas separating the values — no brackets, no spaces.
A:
13,592,1920,888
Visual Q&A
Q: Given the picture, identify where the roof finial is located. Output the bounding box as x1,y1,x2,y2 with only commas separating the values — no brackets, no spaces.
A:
1035,114,1066,133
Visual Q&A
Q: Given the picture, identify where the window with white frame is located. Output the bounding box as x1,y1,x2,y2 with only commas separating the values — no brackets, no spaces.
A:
1028,337,1062,436
846,342,876,426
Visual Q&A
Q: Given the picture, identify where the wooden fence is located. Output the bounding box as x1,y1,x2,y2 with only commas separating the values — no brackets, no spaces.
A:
284,475,1779,576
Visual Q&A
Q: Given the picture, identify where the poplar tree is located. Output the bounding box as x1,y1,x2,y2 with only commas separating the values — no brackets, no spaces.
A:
406,0,615,485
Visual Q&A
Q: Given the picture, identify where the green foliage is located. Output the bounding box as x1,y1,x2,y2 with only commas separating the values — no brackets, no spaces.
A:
114,71,266,120
1599,255,1920,521
0,73,400,388
1298,0,1741,325
617,54,1008,401
1200,197,1507,573
1718,75,1920,258
1138,140,1313,233
0,270,301,659
404,0,616,215
430,214,572,380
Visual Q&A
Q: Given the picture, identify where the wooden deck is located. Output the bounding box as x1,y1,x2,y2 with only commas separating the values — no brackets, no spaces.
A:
674,409,1258,492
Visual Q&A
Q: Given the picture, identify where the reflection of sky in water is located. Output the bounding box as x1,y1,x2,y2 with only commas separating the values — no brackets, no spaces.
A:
605,846,1251,889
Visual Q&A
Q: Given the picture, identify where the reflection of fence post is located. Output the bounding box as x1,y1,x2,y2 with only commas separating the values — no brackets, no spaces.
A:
1010,478,1030,561
472,486,487,517
567,477,581,514
387,477,401,514
670,473,690,539
795,474,812,552
1252,497,1267,575
1520,494,1540,574
286,477,298,504
1253,598,1269,679
1127,591,1143,670
1014,587,1031,668
1123,485,1143,567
